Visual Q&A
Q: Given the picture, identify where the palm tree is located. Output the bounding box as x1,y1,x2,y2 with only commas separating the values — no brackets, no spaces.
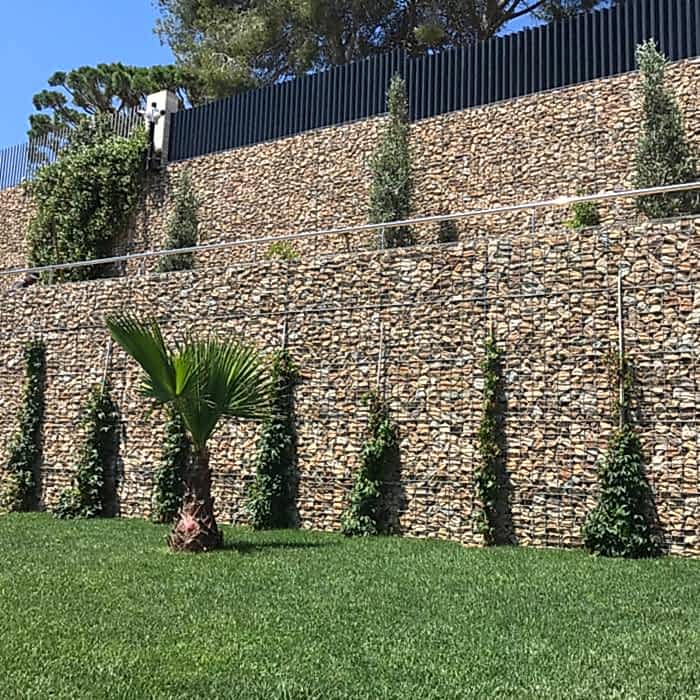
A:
106,314,270,552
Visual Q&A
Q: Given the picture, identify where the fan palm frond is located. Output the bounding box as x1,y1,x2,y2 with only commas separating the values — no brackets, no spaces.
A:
106,314,270,451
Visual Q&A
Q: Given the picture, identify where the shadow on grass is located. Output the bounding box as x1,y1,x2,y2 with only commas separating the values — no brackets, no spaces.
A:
219,540,335,556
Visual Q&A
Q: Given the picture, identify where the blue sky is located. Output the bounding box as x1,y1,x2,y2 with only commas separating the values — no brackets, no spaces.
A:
0,0,173,146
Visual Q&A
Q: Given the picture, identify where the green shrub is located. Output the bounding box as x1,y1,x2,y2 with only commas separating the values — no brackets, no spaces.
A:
475,335,504,544
0,340,46,513
28,127,147,283
247,350,299,529
158,172,200,273
566,198,600,230
55,384,119,519
633,41,699,219
582,356,661,558
266,241,300,262
370,75,414,248
152,407,190,523
341,392,397,537
582,425,661,558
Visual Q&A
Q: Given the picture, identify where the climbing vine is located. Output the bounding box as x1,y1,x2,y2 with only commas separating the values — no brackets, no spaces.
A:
475,335,503,544
158,171,200,273
28,123,147,283
152,407,190,523
0,340,46,513
341,391,397,537
247,350,299,529
582,354,661,558
55,384,120,519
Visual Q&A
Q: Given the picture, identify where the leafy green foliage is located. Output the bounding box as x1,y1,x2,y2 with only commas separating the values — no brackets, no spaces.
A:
55,385,120,519
28,129,147,282
152,408,190,523
582,425,661,558
0,341,46,513
475,336,503,544
341,392,397,536
633,41,700,219
566,198,600,230
247,350,299,529
105,314,271,452
158,172,200,273
266,241,300,261
370,75,414,248
582,356,661,558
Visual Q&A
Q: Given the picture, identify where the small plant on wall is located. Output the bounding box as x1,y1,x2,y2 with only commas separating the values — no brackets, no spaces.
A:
475,334,506,545
158,171,200,273
582,355,661,558
28,121,147,283
266,241,300,262
633,40,699,219
246,349,299,529
341,391,397,537
369,75,414,249
566,196,600,230
152,407,190,523
0,340,46,513
55,384,120,519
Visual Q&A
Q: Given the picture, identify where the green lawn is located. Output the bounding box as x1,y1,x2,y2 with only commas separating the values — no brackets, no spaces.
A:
1,515,698,699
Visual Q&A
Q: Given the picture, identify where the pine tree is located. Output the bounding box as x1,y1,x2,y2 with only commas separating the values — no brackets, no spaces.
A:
633,40,699,219
158,172,200,272
370,75,414,248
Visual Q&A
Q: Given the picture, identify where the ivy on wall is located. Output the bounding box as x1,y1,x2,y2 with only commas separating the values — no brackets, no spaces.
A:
28,122,147,283
341,391,397,537
55,384,120,519
475,335,504,545
582,355,661,558
158,171,200,273
152,407,190,523
247,350,299,530
0,340,46,513
369,75,414,249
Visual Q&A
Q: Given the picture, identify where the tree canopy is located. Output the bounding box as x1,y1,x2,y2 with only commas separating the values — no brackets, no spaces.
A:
28,63,194,140
155,0,604,101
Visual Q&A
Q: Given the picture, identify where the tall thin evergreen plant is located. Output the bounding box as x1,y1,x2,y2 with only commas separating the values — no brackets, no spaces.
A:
370,75,414,248
633,41,699,218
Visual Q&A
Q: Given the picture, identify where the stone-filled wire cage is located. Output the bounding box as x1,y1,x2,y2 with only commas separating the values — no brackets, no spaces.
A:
1,201,699,556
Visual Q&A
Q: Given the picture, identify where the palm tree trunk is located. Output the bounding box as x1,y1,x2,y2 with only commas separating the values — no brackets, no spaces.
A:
169,447,223,552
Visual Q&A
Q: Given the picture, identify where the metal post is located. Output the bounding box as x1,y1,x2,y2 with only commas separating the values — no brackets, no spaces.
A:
101,338,114,393
281,315,289,350
376,323,384,391
617,267,625,429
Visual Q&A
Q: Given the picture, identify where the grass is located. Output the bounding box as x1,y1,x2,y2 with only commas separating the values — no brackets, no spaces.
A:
1,515,699,699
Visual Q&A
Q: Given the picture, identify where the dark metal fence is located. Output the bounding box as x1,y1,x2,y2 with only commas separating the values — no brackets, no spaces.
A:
0,111,141,192
169,0,700,163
